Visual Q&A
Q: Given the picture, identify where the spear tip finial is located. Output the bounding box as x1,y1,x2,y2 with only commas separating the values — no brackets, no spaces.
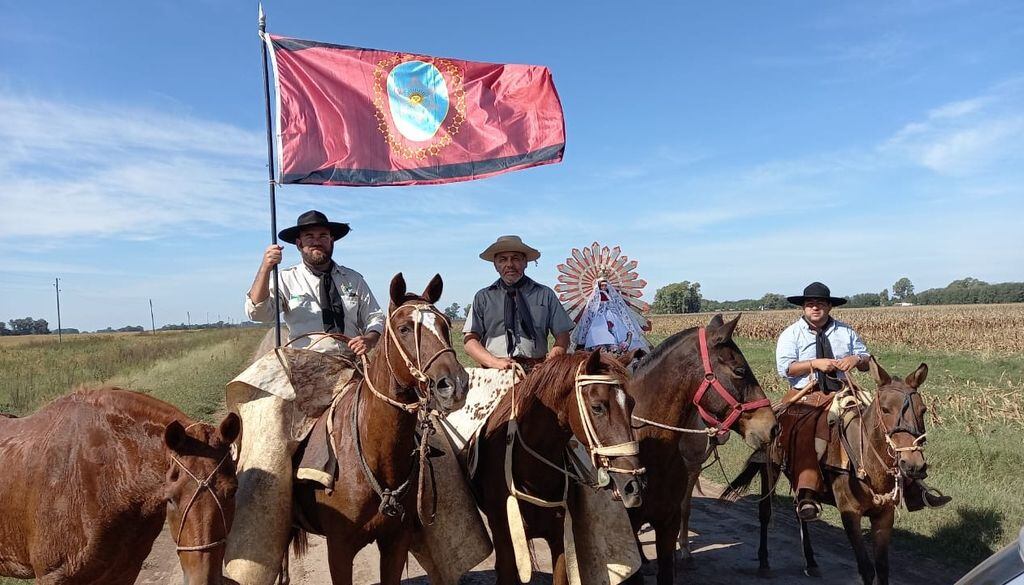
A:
258,3,266,30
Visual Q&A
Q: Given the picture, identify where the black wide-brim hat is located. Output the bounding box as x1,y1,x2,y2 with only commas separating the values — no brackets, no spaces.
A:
787,281,847,306
278,210,350,245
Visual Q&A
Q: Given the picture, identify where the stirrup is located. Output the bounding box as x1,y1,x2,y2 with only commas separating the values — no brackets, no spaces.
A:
796,498,822,522
922,484,952,508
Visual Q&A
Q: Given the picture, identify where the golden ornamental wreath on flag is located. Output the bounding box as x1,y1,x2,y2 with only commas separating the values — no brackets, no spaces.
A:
555,244,651,353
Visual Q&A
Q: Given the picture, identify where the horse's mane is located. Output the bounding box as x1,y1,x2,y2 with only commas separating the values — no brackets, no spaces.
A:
631,326,698,377
505,352,628,419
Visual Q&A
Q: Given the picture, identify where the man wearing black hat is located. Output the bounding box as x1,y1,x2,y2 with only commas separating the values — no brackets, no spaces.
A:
245,210,384,354
775,282,870,521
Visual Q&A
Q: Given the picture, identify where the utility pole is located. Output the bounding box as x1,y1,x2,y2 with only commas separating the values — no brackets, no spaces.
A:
187,311,191,331
54,278,62,344
149,299,156,334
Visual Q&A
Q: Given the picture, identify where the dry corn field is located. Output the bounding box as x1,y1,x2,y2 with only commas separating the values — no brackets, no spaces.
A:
649,303,1024,354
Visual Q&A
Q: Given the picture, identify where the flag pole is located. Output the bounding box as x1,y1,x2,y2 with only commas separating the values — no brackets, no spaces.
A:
258,3,282,347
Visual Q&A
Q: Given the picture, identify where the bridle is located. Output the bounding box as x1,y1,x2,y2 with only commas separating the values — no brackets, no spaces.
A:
632,327,770,438
877,386,927,457
168,424,231,553
354,300,457,524
505,360,644,508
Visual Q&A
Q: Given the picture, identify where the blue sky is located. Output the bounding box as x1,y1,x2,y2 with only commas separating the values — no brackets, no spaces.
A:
2,1,1022,331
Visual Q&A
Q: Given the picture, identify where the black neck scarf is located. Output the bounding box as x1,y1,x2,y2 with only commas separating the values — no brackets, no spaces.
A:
309,262,345,334
805,316,840,394
498,276,538,356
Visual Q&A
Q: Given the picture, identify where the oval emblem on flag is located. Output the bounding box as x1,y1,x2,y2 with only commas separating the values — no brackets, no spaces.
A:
386,60,449,142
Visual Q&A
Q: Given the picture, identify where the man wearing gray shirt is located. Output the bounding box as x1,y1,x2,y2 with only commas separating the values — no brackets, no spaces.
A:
463,235,574,370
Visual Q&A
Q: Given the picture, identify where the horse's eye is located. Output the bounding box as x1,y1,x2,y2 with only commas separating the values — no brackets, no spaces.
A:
590,403,607,416
398,325,412,335
732,367,747,377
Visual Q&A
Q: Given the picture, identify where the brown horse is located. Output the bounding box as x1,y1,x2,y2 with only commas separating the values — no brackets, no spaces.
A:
624,314,779,585
0,387,240,585
474,350,645,585
726,358,933,585
291,273,469,585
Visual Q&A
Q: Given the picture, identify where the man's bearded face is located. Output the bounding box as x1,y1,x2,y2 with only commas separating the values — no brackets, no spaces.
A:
297,226,334,266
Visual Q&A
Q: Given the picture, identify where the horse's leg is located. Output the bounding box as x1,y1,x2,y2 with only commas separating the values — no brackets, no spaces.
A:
547,534,569,585
488,511,521,585
869,507,895,585
839,510,874,585
757,463,773,578
324,539,356,585
676,467,700,570
378,529,413,585
799,519,820,578
278,544,290,585
653,510,681,585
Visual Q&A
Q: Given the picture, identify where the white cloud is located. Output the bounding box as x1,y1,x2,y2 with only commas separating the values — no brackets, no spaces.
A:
0,90,267,240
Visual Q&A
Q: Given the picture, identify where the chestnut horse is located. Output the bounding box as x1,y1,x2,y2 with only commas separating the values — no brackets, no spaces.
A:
474,350,645,585
625,314,779,585
0,387,240,585
725,358,933,585
291,273,469,585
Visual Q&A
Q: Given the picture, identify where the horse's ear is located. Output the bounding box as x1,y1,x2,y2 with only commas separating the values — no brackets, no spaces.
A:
164,420,187,452
708,314,725,329
389,273,407,309
615,348,645,367
869,356,892,387
218,412,241,445
585,350,603,375
423,274,443,305
905,363,928,389
708,314,740,346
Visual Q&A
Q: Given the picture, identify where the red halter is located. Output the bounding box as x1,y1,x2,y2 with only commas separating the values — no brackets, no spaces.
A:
691,327,771,437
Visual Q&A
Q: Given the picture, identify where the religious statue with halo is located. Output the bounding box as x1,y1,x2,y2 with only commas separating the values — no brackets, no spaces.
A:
555,242,652,354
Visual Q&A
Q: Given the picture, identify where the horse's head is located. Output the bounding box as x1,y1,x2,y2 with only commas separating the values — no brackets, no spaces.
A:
163,412,240,585
697,314,779,449
870,358,930,480
569,350,645,508
385,273,469,414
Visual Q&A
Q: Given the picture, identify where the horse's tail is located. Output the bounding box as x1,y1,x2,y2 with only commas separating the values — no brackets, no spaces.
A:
290,527,309,558
720,451,766,502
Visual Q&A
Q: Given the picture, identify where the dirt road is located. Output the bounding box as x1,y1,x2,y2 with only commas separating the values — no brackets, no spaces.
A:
136,481,965,584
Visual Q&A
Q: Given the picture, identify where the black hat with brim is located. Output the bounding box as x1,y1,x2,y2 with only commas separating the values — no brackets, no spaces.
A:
278,210,350,244
787,281,847,306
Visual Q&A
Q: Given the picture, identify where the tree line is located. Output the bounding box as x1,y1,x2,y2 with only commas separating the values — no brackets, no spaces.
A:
651,277,1024,314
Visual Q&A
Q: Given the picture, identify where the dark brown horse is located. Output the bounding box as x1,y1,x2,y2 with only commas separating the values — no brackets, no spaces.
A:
625,314,779,585
0,387,240,585
292,273,469,585
726,358,932,585
474,350,645,585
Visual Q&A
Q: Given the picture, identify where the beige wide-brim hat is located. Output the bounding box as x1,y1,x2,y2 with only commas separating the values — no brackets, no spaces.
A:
479,235,541,262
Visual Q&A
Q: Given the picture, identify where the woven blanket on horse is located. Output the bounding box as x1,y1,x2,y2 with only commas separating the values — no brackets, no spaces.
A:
444,367,523,475
223,347,357,585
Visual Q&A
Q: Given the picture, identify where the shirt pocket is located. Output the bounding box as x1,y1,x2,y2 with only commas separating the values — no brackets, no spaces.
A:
527,299,549,334
286,294,317,321
340,290,359,318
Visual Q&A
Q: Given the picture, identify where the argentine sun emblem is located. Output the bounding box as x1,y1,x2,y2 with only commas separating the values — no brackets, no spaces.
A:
373,55,466,161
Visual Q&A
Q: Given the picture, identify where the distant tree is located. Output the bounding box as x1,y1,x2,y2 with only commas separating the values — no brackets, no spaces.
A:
847,293,881,308
879,289,890,306
0,321,8,336
444,303,461,320
759,293,790,310
9,317,36,335
55,328,80,335
653,281,702,314
32,319,50,335
117,325,144,333
892,277,915,302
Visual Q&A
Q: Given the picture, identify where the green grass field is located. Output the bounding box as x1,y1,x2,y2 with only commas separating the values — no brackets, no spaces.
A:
0,324,1020,582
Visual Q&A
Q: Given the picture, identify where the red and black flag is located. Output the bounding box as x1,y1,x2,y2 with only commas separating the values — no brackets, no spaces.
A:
265,35,566,186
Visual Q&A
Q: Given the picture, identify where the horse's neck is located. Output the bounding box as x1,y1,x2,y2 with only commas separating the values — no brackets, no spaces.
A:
632,352,701,428
518,392,573,457
849,404,896,492
359,356,418,478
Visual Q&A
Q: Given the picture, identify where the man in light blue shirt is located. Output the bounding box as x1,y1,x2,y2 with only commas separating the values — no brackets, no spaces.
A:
775,282,870,521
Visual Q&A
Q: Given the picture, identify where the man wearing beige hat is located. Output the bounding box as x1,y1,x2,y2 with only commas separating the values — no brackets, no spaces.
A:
463,235,575,369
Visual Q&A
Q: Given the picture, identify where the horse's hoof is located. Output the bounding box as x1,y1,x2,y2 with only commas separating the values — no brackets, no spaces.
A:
804,566,821,578
757,566,772,579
